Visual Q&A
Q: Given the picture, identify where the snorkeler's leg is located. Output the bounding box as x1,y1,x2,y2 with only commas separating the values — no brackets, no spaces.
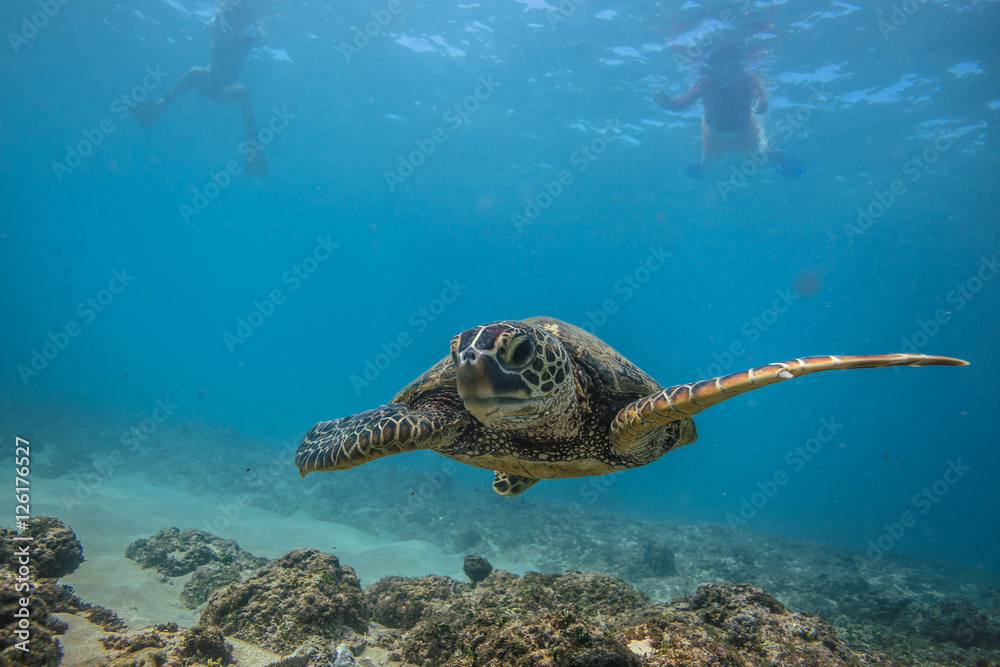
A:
215,83,255,133
132,67,209,127
685,120,722,178
168,67,210,103
220,84,267,177
131,99,167,128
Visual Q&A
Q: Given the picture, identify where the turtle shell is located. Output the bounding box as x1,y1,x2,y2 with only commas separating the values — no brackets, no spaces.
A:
392,354,457,405
523,316,663,398
392,316,661,409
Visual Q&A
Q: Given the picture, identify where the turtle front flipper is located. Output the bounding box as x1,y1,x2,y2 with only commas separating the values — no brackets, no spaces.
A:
492,472,539,497
296,403,460,476
611,353,968,453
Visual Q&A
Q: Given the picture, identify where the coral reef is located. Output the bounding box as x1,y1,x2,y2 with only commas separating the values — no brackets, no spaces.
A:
400,608,638,667
1,516,126,667
178,625,234,663
97,623,234,666
182,562,245,608
0,569,64,667
787,557,1000,664
618,582,885,666
90,417,998,663
5,508,999,667
481,570,649,625
200,548,368,653
363,569,882,667
0,516,84,578
125,527,265,578
125,526,268,608
366,574,470,631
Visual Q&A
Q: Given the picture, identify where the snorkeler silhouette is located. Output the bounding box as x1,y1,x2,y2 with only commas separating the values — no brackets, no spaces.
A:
132,0,268,177
654,45,805,179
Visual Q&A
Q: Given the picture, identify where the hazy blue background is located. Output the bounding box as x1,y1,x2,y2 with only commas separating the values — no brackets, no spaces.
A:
2,0,997,568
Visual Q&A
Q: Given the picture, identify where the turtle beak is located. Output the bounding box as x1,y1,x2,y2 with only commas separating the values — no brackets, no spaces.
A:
456,346,534,421
456,347,497,400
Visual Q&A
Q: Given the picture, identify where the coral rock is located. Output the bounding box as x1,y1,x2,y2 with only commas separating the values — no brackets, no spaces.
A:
125,527,267,578
1,516,84,579
371,569,650,666
617,582,884,666
366,574,470,631
463,555,493,585
200,548,367,654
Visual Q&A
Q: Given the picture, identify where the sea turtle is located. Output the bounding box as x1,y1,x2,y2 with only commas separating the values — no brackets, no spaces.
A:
295,317,967,497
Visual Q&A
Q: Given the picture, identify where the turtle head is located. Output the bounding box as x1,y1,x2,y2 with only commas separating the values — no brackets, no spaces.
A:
451,320,576,430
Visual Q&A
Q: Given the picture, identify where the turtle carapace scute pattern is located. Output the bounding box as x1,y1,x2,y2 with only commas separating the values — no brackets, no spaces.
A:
295,317,967,497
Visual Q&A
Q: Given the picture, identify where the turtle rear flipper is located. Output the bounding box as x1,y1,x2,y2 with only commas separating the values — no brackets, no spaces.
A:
492,472,539,497
296,403,460,476
611,353,969,454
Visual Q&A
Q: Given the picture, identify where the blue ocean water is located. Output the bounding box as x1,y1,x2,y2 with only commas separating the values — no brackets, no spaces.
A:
1,0,997,572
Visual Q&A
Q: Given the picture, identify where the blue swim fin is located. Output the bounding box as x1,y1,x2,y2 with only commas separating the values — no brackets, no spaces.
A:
244,147,268,178
683,162,704,179
770,150,806,178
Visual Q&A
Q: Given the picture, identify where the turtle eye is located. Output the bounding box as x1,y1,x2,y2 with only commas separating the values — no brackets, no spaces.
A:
506,337,534,367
